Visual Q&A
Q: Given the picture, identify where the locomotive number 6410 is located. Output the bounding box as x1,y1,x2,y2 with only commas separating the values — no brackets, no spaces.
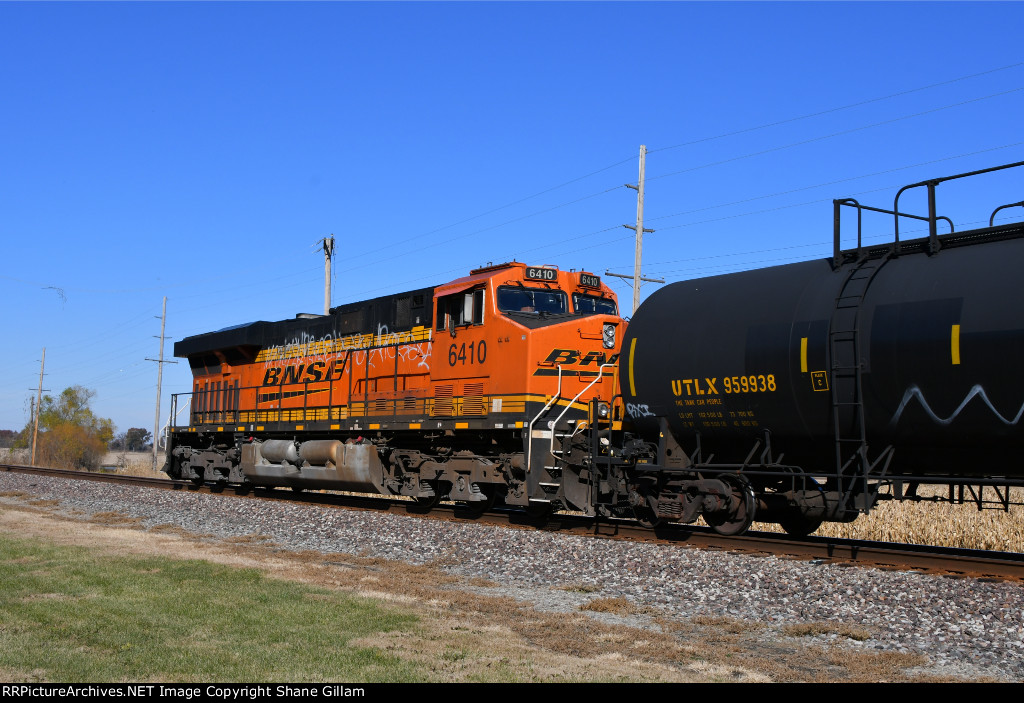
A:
448,341,487,366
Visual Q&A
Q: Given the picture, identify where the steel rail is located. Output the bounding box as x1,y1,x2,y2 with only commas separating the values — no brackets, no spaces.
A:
4,463,1023,582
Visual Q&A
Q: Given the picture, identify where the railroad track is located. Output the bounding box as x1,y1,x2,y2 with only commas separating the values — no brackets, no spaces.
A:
5,462,1024,582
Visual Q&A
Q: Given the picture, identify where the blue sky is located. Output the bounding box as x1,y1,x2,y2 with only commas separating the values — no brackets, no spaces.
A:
1,1,1022,436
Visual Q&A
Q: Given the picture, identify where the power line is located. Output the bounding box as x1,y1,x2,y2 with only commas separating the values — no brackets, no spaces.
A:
646,142,1024,225
649,62,1024,155
646,87,1024,185
320,83,1024,287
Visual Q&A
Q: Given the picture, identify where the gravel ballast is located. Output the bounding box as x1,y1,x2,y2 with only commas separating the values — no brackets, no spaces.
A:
2,471,1022,682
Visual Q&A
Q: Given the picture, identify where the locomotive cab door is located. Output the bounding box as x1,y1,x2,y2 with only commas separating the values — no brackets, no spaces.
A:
432,287,491,415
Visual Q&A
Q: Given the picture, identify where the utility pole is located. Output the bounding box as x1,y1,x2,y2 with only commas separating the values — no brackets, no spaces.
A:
31,348,46,466
606,145,662,315
146,297,176,471
321,235,335,315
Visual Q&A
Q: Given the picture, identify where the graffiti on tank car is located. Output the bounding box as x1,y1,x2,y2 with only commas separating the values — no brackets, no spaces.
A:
889,384,1024,427
626,403,655,419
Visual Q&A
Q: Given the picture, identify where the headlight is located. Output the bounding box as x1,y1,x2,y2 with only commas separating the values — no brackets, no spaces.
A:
597,402,610,419
602,323,616,349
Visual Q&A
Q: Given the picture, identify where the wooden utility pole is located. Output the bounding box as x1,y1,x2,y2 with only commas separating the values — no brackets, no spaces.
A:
629,144,649,314
322,235,335,315
606,145,662,315
146,297,175,471
31,348,45,466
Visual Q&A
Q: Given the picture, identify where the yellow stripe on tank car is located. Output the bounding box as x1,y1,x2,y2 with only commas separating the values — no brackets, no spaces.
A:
628,338,637,397
800,337,808,373
951,324,961,365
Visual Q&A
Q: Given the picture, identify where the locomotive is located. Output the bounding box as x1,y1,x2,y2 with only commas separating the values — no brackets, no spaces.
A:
164,162,1024,536
165,262,624,514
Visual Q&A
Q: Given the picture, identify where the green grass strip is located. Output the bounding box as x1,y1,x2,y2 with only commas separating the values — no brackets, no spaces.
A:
0,533,426,682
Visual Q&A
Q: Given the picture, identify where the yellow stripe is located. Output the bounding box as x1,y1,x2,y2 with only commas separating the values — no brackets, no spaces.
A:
628,338,637,397
951,324,961,365
800,337,808,373
408,423,421,429
455,422,469,429
369,423,380,429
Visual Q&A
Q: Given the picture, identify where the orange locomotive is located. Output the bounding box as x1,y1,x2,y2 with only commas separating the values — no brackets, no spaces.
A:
164,262,624,513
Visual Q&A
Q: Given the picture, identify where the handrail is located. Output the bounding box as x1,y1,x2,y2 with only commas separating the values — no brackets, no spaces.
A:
833,199,953,265
990,200,1024,227
893,161,1024,255
834,162,1023,263
549,363,615,464
526,367,563,475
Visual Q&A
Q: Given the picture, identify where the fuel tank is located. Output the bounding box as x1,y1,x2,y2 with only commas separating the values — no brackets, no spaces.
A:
621,225,1024,478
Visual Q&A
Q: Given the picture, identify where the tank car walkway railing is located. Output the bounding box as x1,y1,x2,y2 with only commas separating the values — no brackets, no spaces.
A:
832,199,953,266
893,161,1024,255
834,162,1024,264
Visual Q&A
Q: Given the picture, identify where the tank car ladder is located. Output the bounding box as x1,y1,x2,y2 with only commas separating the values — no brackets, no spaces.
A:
828,252,894,517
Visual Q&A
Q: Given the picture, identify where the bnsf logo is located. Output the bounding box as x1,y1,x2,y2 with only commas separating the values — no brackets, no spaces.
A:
533,349,618,378
542,349,615,366
262,360,346,386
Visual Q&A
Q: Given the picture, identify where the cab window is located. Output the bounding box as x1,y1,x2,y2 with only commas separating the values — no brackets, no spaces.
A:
437,288,485,331
497,286,568,314
573,293,617,315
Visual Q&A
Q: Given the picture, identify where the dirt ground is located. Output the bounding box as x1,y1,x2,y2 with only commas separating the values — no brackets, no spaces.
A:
0,496,963,683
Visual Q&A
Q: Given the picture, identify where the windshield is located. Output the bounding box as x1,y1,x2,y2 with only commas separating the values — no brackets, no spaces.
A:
497,286,568,314
573,293,617,316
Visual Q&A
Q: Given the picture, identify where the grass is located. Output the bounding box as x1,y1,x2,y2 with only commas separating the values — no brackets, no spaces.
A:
580,596,636,614
0,497,983,683
0,534,425,683
783,622,873,642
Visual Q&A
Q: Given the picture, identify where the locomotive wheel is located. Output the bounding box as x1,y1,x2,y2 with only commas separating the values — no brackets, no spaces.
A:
632,504,662,529
413,481,446,510
461,486,498,516
704,475,757,536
